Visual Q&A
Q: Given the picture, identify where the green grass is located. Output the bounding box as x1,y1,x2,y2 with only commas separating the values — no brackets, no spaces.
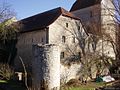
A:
63,87,95,90
61,87,95,90
0,80,8,83
61,82,105,90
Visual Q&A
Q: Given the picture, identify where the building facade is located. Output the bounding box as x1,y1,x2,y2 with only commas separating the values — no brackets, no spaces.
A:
15,7,85,72
14,0,118,86
71,0,116,59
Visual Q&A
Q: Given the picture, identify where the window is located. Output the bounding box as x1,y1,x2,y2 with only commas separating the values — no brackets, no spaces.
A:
90,11,92,17
60,52,64,59
62,36,66,43
66,23,68,28
72,37,75,43
78,26,80,31
78,52,81,59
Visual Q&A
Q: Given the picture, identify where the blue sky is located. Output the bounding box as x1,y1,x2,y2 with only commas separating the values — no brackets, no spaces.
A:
4,0,76,20
114,0,120,23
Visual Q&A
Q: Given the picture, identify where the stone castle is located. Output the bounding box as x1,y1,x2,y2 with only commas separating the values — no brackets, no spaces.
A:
15,0,119,89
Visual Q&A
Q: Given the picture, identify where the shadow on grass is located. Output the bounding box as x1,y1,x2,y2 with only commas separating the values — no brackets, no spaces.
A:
0,80,26,90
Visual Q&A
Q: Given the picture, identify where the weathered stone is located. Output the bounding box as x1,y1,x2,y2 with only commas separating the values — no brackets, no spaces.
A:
32,44,60,90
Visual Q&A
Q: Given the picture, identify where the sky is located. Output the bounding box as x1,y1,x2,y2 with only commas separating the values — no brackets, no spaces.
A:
114,0,120,23
2,0,76,20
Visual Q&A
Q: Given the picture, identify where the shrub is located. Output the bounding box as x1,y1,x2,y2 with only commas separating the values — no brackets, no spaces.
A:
0,63,14,80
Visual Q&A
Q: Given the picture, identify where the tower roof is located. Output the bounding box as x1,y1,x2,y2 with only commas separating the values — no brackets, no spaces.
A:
70,0,101,12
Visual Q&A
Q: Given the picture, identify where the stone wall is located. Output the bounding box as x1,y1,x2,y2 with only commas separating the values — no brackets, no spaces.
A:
15,29,47,71
32,44,82,90
49,15,85,59
72,0,116,58
72,4,101,33
60,63,81,84
100,0,116,58
15,15,83,72
32,44,60,90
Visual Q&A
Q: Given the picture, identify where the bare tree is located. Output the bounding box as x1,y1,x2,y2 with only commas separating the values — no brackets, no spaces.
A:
56,17,112,82
113,0,120,23
100,0,120,66
0,1,15,22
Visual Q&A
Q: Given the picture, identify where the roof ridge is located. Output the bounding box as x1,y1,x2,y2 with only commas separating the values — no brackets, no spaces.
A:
20,7,61,21
59,7,80,20
19,7,80,32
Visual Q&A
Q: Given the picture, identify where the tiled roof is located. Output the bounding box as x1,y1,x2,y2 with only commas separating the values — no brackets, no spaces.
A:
19,7,80,32
70,0,101,12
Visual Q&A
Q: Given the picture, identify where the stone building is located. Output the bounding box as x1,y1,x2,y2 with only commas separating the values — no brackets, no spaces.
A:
71,0,116,59
14,0,118,88
15,7,85,76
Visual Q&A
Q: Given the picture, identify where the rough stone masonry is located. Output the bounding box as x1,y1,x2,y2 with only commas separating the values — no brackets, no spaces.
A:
32,44,60,90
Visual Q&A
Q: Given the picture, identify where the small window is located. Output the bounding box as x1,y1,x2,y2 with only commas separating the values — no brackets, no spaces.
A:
72,37,75,43
78,52,81,58
90,11,92,17
62,36,66,43
78,26,80,30
60,52,64,59
66,23,68,28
